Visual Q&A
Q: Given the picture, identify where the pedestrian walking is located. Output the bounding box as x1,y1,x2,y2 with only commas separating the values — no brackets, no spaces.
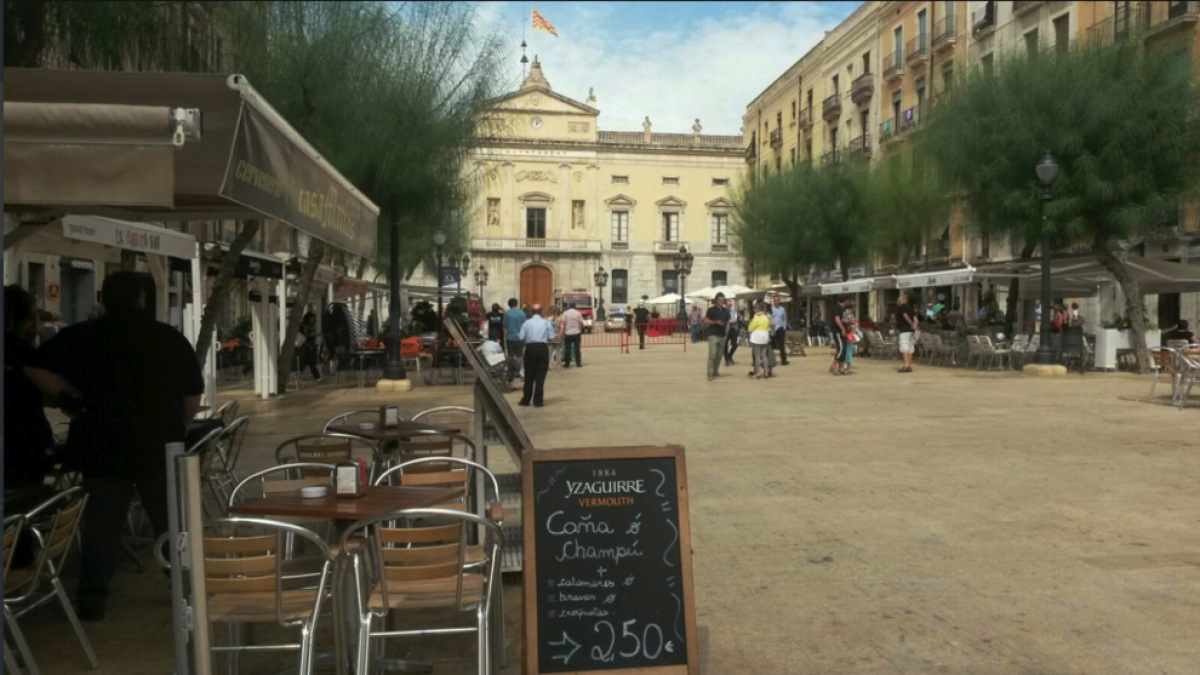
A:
829,296,852,375
844,307,859,374
704,293,730,381
503,298,526,382
562,302,584,368
297,310,322,382
6,286,58,490
517,304,555,407
486,303,505,344
31,272,204,620
747,301,774,379
896,295,918,373
632,301,651,350
1069,302,1084,328
770,294,789,366
688,304,703,344
724,300,741,366
366,308,379,338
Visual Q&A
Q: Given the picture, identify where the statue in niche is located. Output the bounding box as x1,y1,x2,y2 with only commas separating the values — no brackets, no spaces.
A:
487,199,500,227
693,118,702,134
643,116,652,133
573,201,584,229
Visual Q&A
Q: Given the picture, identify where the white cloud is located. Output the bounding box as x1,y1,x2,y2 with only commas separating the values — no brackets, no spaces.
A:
478,1,849,136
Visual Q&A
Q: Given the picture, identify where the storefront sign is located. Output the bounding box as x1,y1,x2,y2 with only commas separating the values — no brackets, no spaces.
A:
233,254,283,280
523,445,699,675
441,268,462,288
821,278,874,295
63,215,195,260
895,267,974,289
220,104,378,260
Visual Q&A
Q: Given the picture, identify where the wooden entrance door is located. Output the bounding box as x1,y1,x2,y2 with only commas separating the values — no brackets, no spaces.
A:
520,266,552,309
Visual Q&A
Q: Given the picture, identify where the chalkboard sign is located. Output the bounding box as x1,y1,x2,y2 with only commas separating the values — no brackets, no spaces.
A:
523,446,698,675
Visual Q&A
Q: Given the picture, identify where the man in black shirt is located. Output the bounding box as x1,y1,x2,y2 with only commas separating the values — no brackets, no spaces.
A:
632,301,651,350
829,297,852,375
1163,320,1195,344
896,296,918,373
704,293,730,380
32,272,204,620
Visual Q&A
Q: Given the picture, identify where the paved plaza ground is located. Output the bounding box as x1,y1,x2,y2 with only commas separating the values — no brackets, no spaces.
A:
19,342,1200,674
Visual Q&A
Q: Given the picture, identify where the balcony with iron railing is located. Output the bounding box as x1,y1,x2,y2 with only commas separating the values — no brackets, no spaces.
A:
654,241,690,254
821,149,841,166
797,107,813,130
880,117,898,145
769,127,783,150
900,105,926,134
1087,3,1151,44
1012,1,1045,18
883,50,904,82
932,16,958,51
822,92,843,120
905,35,929,65
1149,1,1200,36
850,73,874,105
972,1,996,36
474,237,603,253
847,135,871,158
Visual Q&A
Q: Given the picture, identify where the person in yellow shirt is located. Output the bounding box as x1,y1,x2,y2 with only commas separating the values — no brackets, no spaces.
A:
746,301,774,379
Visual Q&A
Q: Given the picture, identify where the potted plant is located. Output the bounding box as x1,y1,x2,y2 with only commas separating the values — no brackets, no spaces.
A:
1094,304,1159,371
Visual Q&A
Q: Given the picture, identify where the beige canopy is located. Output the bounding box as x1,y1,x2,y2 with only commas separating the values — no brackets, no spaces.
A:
3,68,380,259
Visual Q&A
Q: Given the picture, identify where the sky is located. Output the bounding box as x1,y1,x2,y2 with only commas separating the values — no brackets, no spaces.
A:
473,1,862,136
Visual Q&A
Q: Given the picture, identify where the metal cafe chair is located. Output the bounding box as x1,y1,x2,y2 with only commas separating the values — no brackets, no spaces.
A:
335,508,505,675
275,433,384,482
4,488,97,675
1175,349,1200,410
4,515,27,675
322,409,399,434
1148,348,1183,403
203,517,336,675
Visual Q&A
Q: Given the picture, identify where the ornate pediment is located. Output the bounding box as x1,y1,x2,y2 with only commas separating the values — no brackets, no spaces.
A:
656,196,687,209
705,197,732,209
605,194,638,208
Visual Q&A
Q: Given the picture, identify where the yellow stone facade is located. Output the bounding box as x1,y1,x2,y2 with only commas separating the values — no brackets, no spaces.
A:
451,59,746,313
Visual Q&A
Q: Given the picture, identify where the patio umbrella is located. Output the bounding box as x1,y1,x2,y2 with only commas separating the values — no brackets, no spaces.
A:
645,293,682,305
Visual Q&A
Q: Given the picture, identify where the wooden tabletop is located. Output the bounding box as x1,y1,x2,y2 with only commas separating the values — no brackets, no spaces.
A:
326,421,462,441
229,485,465,520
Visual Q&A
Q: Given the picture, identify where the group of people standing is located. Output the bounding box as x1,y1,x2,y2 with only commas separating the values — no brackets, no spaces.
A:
482,298,588,408
700,293,791,381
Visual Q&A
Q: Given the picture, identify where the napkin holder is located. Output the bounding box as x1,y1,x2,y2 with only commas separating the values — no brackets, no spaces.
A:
335,460,367,499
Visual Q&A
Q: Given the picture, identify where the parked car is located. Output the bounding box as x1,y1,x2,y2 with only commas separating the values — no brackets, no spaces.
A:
605,311,627,332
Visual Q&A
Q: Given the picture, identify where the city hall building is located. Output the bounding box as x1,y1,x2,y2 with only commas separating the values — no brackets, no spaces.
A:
448,59,746,314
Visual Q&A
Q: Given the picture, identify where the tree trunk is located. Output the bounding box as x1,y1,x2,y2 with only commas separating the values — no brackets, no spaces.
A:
1004,240,1038,335
276,238,327,394
1094,243,1150,374
195,220,261,371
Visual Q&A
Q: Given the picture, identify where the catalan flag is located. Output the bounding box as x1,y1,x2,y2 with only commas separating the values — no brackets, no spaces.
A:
532,8,558,37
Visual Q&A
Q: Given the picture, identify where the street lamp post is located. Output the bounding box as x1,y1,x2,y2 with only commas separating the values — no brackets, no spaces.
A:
474,263,488,309
434,231,446,328
673,246,694,324
456,253,470,296
1032,150,1059,366
593,266,609,321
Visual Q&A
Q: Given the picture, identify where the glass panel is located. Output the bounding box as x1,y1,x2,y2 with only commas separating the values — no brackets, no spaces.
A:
662,270,679,294
662,213,679,241
612,269,628,303
611,211,628,241
712,271,727,287
526,208,546,239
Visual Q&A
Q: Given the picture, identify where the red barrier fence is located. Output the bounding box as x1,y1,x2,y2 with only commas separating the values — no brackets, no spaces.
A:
626,320,688,352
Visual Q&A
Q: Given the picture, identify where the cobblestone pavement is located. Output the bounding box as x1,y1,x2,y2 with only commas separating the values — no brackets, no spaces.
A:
18,345,1200,674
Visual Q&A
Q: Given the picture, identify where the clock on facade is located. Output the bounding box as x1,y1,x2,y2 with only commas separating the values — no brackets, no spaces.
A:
529,116,543,132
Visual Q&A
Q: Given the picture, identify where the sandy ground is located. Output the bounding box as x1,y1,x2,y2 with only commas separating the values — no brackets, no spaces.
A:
15,342,1200,674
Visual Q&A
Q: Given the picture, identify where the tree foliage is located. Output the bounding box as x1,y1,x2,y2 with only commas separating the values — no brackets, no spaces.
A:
923,37,1200,372
868,150,949,270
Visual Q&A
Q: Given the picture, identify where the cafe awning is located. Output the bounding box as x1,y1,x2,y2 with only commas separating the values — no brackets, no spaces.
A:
893,266,975,290
3,68,380,260
63,214,196,260
976,255,1200,296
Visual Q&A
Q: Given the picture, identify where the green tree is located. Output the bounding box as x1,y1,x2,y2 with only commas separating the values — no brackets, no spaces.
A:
924,38,1200,373
868,149,950,272
733,161,874,298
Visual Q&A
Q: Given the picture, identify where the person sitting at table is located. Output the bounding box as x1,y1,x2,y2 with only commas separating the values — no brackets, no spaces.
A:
1163,320,1195,344
477,329,513,391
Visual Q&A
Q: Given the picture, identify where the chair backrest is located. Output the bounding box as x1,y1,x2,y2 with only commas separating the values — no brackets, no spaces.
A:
214,400,241,426
203,517,334,628
410,406,474,432
4,515,24,580
966,335,980,352
323,409,396,434
1167,339,1191,351
1013,334,1029,350
979,336,995,354
217,415,251,473
10,488,87,599
400,337,425,357
340,508,503,614
1151,348,1179,373
228,464,337,511
275,433,380,478
374,456,498,516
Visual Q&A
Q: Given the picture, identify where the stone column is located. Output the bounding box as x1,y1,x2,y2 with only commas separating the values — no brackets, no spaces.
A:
558,163,571,240
502,162,515,238
589,164,600,238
